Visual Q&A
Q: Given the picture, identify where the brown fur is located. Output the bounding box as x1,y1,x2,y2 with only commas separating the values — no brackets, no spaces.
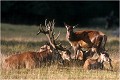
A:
3,45,71,70
39,44,51,52
65,24,107,59
3,49,52,70
77,49,95,62
83,52,112,70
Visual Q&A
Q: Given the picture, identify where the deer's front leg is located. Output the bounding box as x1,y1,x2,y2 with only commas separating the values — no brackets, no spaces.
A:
73,45,80,59
109,59,113,70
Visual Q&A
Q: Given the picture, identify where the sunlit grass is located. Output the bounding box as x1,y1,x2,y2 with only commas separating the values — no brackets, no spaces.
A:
1,66,119,79
1,23,119,79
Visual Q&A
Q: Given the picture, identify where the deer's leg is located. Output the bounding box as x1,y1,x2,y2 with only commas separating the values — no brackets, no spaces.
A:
73,47,78,59
109,59,113,70
100,63,104,70
73,44,80,59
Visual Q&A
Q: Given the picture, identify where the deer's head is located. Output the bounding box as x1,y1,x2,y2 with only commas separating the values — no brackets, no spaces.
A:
64,23,75,32
60,50,71,61
64,23,78,40
99,51,111,63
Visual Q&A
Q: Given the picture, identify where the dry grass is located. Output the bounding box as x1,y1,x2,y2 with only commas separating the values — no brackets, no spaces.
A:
1,23,120,80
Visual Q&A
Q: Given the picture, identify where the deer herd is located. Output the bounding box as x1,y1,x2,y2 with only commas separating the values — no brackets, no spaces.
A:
2,19,113,71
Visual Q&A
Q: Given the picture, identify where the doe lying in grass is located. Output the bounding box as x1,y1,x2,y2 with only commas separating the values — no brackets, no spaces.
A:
83,52,113,70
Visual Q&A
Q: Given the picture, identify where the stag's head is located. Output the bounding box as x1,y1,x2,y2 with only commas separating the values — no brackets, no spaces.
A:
60,50,71,61
39,43,52,52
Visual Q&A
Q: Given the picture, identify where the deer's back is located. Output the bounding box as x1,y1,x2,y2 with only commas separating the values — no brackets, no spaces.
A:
68,30,105,48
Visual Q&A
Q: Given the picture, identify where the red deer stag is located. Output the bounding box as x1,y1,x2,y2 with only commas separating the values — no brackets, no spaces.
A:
64,23,107,59
3,48,52,70
3,44,71,70
83,51,113,70
37,19,71,64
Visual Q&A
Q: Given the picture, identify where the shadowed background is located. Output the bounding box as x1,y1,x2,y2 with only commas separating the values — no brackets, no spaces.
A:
1,1,119,27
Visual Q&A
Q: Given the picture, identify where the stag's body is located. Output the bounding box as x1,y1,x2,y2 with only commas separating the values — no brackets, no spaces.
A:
3,44,71,70
3,49,52,70
65,24,107,59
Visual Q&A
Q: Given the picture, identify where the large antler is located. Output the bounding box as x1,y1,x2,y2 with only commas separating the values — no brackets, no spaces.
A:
37,19,70,52
37,19,63,50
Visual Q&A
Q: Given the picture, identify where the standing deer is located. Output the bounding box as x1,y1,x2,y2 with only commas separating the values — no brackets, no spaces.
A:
64,23,107,59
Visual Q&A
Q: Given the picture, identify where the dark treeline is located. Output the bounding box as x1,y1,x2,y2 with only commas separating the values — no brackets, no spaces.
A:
1,1,119,26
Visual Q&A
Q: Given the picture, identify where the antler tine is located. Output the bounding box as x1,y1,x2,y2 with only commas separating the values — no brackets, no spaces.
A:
37,23,49,35
45,19,49,31
41,24,46,32
45,19,47,27
55,31,60,40
52,20,55,31
46,34,56,49
56,42,68,51
49,21,52,31
37,24,42,35
52,19,55,30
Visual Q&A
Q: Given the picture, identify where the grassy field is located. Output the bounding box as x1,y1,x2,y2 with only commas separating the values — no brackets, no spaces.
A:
1,23,120,80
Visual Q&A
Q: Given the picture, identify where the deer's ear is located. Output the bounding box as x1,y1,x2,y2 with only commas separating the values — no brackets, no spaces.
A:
64,23,68,28
73,24,78,29
73,26,75,29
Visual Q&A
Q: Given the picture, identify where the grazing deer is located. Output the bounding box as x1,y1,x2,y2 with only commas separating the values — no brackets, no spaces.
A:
64,23,107,59
83,51,113,70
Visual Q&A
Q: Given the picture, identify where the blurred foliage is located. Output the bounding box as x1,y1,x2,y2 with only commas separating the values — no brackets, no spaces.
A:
1,1,119,26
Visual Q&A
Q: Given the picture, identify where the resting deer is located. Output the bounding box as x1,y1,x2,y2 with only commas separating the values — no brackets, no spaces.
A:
83,51,113,70
2,46,53,70
3,45,71,70
39,43,71,62
77,49,95,62
64,23,107,59
37,19,72,64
